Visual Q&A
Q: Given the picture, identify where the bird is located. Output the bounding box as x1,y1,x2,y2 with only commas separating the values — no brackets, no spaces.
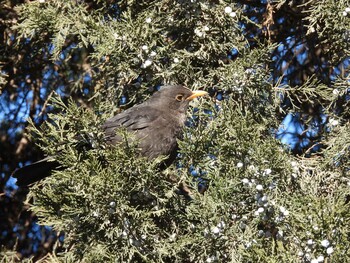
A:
12,85,208,186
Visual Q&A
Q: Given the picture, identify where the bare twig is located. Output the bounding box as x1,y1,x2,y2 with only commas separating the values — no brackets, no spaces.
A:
39,90,54,117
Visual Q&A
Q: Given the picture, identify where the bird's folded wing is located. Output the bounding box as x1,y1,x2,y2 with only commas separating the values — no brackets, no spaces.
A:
102,105,160,134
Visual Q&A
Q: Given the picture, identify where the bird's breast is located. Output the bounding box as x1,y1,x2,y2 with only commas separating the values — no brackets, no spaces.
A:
137,114,183,159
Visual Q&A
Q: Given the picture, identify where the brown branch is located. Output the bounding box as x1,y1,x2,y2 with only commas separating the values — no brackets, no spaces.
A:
39,90,54,117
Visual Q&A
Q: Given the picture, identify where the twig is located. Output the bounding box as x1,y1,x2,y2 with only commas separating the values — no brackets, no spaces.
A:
39,90,54,117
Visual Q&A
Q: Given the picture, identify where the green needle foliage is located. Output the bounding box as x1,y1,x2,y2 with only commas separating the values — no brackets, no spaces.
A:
1,0,350,262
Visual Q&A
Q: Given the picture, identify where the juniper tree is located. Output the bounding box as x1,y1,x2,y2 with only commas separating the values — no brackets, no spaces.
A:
1,0,350,262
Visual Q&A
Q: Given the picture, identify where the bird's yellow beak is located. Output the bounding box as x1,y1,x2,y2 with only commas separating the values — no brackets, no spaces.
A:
186,90,208,101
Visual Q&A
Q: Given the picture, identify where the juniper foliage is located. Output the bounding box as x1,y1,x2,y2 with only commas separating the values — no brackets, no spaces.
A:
1,0,350,262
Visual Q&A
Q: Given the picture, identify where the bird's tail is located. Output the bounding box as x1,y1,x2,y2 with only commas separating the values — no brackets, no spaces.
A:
12,157,59,186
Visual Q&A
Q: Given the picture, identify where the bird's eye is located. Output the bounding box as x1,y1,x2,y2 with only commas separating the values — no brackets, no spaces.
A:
175,94,184,101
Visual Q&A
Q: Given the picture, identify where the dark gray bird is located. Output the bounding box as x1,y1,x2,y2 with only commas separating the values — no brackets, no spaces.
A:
12,85,207,186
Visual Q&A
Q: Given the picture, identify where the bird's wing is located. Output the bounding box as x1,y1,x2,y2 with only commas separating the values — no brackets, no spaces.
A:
102,105,160,138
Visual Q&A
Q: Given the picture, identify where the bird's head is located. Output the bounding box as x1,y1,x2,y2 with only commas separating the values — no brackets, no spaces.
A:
151,85,208,112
